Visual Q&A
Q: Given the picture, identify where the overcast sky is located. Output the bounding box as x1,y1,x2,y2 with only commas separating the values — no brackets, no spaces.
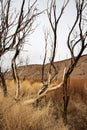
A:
20,0,76,64
21,0,79,64
1,0,87,71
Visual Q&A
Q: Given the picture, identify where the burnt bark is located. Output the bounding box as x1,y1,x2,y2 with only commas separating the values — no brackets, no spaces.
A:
0,54,7,96
0,71,7,96
63,76,70,124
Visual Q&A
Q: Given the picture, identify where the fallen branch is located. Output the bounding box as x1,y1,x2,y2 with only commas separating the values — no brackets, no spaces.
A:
22,67,66,105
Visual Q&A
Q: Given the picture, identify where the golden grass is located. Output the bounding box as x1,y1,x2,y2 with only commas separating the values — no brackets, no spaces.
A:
0,96,70,130
0,96,86,130
4,79,42,98
0,78,87,130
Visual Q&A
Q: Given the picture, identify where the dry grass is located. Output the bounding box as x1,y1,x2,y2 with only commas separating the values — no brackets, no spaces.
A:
0,78,87,130
0,96,69,130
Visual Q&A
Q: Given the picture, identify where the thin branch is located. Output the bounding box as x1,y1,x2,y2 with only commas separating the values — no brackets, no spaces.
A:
67,2,81,64
56,0,69,24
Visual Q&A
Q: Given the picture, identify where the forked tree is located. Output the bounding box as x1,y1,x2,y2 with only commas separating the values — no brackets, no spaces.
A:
39,0,69,95
23,0,87,124
63,0,87,124
0,0,40,97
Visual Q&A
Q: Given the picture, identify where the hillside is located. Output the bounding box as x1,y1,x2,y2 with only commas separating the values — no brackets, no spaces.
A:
5,55,87,80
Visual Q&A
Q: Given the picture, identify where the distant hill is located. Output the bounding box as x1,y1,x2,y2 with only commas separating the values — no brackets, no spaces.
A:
5,55,87,80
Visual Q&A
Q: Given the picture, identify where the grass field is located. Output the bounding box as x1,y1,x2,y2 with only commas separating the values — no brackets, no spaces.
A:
0,78,87,130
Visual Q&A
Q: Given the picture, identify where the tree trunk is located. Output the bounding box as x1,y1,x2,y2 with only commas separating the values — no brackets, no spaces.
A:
15,76,20,99
0,72,7,96
12,59,20,99
63,77,70,124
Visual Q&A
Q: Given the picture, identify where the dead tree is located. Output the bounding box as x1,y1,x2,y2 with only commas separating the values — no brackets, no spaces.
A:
0,0,40,96
38,0,69,95
63,0,87,124
23,0,87,125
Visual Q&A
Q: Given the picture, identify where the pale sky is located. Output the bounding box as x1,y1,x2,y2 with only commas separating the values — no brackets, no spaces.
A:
20,0,81,63
19,0,76,63
1,0,87,71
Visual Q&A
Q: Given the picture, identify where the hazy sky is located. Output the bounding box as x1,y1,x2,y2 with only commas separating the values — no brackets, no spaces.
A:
1,0,87,71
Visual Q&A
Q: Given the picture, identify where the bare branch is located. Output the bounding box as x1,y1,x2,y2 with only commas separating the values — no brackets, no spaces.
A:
56,0,69,24
67,2,80,63
23,67,66,105
66,0,87,78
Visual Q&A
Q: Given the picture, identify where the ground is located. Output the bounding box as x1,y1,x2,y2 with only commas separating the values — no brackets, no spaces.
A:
0,55,87,130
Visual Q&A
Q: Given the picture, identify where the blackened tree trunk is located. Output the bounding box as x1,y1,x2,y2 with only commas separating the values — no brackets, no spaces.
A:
0,71,7,96
0,54,7,96
63,76,70,124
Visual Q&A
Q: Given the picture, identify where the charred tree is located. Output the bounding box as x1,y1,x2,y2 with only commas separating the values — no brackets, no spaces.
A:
63,0,87,124
0,0,41,96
